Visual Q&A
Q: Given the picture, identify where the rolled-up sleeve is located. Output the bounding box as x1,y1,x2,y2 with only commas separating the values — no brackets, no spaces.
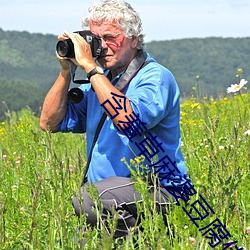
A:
57,86,89,133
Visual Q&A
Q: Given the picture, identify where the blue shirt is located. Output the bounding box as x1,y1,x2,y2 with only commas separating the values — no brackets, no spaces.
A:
57,52,189,187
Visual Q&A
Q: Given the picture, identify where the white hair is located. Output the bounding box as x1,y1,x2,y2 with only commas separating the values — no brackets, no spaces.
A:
82,0,145,49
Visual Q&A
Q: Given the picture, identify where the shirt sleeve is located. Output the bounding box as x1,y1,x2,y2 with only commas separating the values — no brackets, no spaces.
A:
57,85,89,133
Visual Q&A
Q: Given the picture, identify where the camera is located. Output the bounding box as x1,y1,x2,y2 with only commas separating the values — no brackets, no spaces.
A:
56,30,102,58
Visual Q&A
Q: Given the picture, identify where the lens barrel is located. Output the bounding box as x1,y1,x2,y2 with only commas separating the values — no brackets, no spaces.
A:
68,88,84,103
56,39,75,58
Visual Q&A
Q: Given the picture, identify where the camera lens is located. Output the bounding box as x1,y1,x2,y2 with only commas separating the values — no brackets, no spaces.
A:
56,39,74,58
68,88,84,103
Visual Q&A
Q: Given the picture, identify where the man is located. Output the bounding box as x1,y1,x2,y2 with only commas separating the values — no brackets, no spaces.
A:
40,0,190,243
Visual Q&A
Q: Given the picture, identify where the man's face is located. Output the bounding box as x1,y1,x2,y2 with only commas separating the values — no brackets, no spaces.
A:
89,20,138,73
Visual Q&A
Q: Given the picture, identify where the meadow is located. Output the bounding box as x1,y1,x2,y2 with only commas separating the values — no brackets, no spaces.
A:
0,90,249,249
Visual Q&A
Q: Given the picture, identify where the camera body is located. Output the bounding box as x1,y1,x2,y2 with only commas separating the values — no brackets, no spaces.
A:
56,30,102,58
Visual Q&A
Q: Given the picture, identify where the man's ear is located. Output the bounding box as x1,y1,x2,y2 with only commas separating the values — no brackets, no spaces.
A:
131,36,139,48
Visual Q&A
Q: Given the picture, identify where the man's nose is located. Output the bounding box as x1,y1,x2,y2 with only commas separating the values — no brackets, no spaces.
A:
101,38,108,49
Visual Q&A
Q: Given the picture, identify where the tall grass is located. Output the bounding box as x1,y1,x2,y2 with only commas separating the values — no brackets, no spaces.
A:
0,93,249,249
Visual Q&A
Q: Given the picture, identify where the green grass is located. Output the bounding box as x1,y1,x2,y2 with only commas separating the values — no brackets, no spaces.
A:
0,93,249,249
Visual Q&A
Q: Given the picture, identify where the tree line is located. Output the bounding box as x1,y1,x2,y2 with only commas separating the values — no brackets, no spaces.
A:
0,28,249,120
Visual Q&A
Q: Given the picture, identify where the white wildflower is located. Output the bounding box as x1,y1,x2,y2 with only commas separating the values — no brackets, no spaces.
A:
12,185,18,192
227,79,248,93
189,237,196,246
246,226,250,235
20,207,25,214
244,130,250,136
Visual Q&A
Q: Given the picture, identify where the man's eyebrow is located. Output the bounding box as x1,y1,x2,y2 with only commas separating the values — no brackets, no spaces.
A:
102,32,114,35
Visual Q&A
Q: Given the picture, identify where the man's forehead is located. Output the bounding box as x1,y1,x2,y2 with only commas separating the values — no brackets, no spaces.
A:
90,21,122,34
89,19,121,31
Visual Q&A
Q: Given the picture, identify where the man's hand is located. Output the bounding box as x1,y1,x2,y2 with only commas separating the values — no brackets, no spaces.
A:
56,33,79,71
62,31,96,73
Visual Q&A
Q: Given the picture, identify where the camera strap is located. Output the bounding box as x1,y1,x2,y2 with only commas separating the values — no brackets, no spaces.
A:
81,50,150,186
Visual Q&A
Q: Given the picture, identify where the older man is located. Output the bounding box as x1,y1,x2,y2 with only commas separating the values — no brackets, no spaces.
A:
40,0,190,242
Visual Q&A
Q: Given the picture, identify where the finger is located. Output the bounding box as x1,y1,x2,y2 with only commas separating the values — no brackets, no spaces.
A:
57,31,71,41
55,51,64,59
63,30,70,37
55,51,79,66
64,30,76,40
65,31,85,43
58,35,66,41
56,51,69,61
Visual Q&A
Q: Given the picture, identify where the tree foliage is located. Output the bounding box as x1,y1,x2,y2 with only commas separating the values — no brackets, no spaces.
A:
0,28,60,90
0,79,46,121
145,37,250,98
0,28,249,120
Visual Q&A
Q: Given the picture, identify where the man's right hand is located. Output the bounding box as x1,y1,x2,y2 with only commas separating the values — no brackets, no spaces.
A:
56,33,79,71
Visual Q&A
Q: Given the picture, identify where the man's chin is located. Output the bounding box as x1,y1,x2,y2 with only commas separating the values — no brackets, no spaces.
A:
98,59,113,69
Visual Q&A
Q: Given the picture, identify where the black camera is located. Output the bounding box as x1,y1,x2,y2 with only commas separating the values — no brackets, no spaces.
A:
56,30,102,58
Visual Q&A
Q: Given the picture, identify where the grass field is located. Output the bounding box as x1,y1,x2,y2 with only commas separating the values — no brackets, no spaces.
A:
0,91,249,249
